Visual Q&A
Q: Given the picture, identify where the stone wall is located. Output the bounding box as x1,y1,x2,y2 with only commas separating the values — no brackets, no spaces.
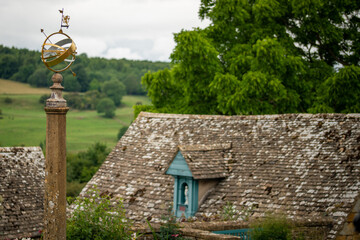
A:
136,220,333,240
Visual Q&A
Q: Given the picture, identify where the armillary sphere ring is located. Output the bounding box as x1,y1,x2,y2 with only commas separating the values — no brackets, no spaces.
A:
41,31,77,73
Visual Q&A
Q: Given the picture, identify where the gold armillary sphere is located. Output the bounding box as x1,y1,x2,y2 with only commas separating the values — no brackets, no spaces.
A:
41,9,77,74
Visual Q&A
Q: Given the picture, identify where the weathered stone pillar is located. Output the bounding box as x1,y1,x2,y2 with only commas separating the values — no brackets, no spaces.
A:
44,73,69,240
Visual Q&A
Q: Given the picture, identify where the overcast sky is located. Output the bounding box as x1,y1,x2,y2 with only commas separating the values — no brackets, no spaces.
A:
0,0,210,62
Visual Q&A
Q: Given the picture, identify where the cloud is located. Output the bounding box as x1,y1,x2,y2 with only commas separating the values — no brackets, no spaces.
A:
150,37,175,61
104,47,143,60
74,36,107,57
0,0,209,61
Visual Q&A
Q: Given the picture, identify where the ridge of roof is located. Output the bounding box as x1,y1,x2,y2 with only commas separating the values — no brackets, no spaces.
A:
137,111,360,120
179,143,232,152
0,146,42,152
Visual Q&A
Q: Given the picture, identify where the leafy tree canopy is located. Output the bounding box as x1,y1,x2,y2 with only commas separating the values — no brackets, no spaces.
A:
0,45,169,95
96,97,116,118
102,79,126,107
140,0,360,115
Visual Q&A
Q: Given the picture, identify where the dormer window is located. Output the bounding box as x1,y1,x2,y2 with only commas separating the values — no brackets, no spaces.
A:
165,143,231,218
166,151,199,218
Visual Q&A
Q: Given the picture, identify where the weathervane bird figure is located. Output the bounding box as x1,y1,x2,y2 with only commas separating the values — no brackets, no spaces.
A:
41,8,77,76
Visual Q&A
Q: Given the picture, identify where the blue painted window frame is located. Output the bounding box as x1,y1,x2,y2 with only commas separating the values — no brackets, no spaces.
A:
166,152,199,218
213,229,253,239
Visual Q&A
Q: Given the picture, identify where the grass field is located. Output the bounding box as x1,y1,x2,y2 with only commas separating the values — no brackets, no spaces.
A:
0,79,150,152
0,79,51,94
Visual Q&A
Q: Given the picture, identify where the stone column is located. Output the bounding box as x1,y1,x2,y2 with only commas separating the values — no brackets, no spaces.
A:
44,73,69,240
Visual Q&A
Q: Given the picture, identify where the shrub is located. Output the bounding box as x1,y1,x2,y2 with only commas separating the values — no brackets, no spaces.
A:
117,126,129,140
4,97,12,104
102,80,126,107
66,181,87,199
148,206,190,240
65,90,106,110
96,98,116,118
39,94,50,105
250,214,292,240
67,188,134,240
221,202,239,221
66,142,110,185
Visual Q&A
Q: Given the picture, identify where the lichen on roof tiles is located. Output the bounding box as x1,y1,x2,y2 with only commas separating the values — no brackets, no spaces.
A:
0,147,45,239
81,112,360,239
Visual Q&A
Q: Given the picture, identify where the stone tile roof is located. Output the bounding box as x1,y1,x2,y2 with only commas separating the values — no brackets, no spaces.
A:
178,144,231,179
0,147,44,239
81,112,360,239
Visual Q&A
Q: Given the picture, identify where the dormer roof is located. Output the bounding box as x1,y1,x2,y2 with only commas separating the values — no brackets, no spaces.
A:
165,143,231,179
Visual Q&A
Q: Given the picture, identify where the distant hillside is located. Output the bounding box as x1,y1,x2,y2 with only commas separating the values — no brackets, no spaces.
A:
0,45,169,94
0,79,50,94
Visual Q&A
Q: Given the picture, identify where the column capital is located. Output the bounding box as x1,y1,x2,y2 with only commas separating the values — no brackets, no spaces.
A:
44,107,69,114
46,73,67,108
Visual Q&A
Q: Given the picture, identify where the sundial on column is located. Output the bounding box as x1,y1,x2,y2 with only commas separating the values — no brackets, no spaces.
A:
41,9,77,75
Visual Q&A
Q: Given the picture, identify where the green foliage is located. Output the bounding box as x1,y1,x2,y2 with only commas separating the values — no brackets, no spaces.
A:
250,215,292,240
148,206,190,240
0,93,143,153
89,79,101,91
28,68,52,87
142,68,179,109
221,202,239,221
0,45,169,95
4,97,13,104
117,126,129,140
73,63,90,92
67,188,133,240
96,98,116,118
142,0,360,115
102,80,126,107
133,104,159,119
311,65,360,113
66,181,87,200
11,64,36,83
65,80,125,111
39,94,49,105
65,90,106,110
63,73,82,92
66,142,110,197
0,54,19,79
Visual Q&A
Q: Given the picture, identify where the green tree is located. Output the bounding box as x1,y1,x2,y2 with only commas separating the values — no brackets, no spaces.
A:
0,44,169,94
66,143,110,197
311,65,360,113
0,54,18,79
63,71,81,92
141,0,360,115
117,126,129,140
28,68,51,87
96,98,116,118
102,79,126,107
122,72,142,95
10,64,35,83
89,79,101,91
72,63,90,92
